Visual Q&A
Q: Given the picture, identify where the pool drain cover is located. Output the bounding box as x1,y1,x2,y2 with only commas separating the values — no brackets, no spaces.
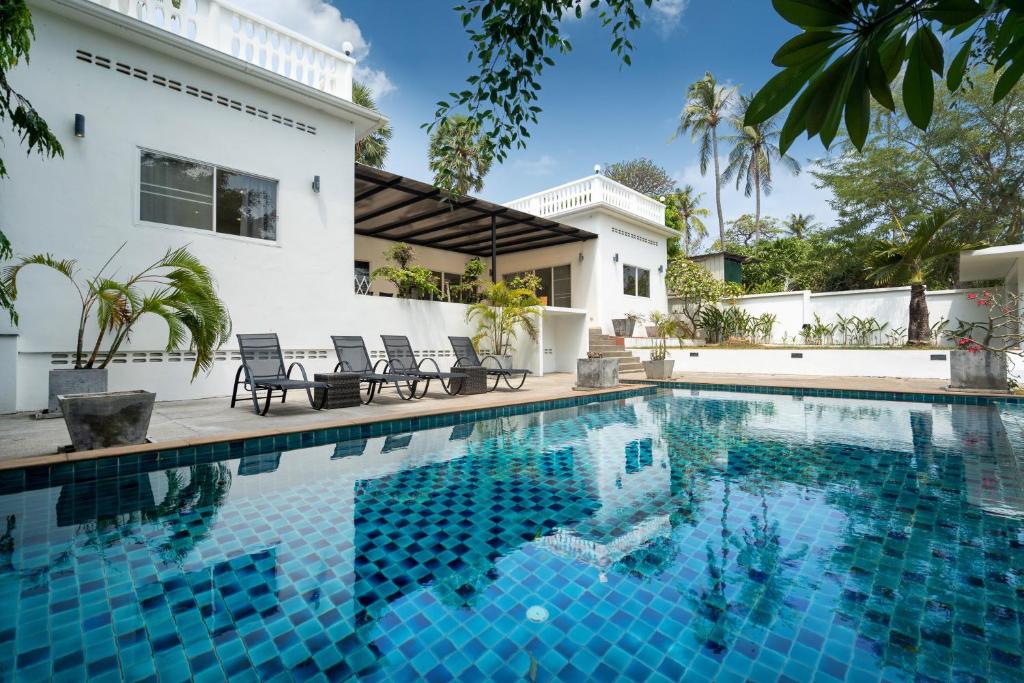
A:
526,605,549,623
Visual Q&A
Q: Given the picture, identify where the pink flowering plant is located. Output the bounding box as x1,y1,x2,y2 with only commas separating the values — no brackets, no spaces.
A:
946,290,1024,355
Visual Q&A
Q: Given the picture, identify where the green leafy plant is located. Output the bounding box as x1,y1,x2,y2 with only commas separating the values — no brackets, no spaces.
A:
428,115,494,198
465,280,540,356
665,257,742,335
748,1,1024,152
449,257,487,303
508,272,543,296
352,81,392,169
624,311,645,324
2,244,232,378
371,243,442,300
649,311,678,361
947,290,1024,353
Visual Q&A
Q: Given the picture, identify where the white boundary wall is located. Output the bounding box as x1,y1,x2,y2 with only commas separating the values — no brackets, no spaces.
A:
725,286,992,345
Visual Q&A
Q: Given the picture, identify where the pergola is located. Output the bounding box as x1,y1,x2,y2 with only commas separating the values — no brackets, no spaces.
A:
354,163,597,278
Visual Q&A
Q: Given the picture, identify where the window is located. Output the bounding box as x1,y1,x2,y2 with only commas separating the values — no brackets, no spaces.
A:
503,264,572,307
140,150,277,241
623,264,650,297
354,260,371,294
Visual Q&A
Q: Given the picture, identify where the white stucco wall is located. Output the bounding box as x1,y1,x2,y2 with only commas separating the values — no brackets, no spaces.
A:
722,286,993,345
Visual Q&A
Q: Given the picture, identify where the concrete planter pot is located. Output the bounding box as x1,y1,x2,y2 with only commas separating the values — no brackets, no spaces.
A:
949,349,1008,391
576,358,619,389
645,326,661,338
59,390,156,452
642,359,675,380
612,319,636,337
43,368,108,418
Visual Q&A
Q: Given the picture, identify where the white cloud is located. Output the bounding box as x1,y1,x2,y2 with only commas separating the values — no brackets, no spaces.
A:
652,0,688,32
512,154,559,176
354,66,395,99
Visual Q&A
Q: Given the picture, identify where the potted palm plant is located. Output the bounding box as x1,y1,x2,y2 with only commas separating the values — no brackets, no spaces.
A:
612,311,644,337
3,244,231,450
466,280,540,368
642,313,677,379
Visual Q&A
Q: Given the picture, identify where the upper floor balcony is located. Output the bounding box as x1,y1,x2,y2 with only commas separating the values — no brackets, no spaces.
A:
87,0,355,100
505,174,666,228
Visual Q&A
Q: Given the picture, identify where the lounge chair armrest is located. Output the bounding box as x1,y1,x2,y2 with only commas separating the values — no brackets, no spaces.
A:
372,358,390,373
286,362,310,382
416,357,443,374
453,356,477,367
478,354,505,369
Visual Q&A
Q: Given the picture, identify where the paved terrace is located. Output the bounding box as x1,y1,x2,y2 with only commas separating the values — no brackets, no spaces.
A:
0,371,997,469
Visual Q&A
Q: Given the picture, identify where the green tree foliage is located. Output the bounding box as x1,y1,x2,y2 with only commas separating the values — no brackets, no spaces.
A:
352,82,392,169
814,68,1024,244
673,72,737,245
723,215,782,249
428,115,494,197
869,209,982,344
431,0,653,194
749,0,1024,151
1,0,64,323
604,157,677,196
737,236,826,293
665,185,709,257
665,257,741,334
783,213,818,239
722,95,801,225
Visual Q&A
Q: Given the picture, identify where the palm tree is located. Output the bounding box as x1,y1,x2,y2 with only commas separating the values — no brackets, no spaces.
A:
870,210,981,346
721,95,800,226
352,82,392,169
673,72,736,247
784,213,817,239
668,185,710,255
429,115,494,197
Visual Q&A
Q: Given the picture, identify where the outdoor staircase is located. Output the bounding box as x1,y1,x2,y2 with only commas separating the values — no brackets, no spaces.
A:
588,327,644,375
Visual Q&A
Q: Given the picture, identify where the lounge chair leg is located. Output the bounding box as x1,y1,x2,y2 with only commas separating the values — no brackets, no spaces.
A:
260,389,274,416
281,389,288,404
503,372,528,390
231,366,245,407
414,379,430,399
489,374,501,392
362,381,378,405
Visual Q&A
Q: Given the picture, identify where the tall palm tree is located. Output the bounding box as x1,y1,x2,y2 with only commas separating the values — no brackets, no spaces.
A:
429,115,494,197
673,72,736,247
669,185,710,255
870,210,981,346
352,82,392,169
784,213,817,239
722,95,800,226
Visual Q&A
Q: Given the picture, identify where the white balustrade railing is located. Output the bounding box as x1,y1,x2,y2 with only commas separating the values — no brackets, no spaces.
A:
506,174,666,226
86,0,354,100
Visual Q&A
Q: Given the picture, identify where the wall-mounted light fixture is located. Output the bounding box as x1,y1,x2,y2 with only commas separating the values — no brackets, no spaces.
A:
578,252,584,263
658,264,664,274
74,114,86,138
613,253,619,263
312,175,321,193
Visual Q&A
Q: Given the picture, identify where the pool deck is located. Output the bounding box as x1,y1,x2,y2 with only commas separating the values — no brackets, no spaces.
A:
0,370,1010,470
0,373,641,468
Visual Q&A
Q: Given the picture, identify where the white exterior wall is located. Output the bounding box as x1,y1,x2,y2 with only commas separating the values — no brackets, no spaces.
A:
1,5,367,412
724,286,992,345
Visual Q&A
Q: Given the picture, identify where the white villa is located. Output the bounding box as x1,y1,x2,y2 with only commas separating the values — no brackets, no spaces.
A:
0,0,676,413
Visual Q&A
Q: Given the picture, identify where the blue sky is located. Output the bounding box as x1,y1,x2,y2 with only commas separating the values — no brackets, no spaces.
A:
238,1,838,245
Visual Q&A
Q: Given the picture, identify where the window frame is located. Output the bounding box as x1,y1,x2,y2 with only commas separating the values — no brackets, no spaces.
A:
136,147,281,246
623,263,651,298
502,263,573,308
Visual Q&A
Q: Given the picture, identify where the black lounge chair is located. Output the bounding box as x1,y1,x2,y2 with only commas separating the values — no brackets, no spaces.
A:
448,336,531,390
231,333,328,415
331,335,419,403
380,335,466,397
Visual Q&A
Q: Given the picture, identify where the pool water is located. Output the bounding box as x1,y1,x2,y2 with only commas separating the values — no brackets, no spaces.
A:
1,389,1023,681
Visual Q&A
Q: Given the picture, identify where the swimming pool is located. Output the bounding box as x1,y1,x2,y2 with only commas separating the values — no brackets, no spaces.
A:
0,388,1022,681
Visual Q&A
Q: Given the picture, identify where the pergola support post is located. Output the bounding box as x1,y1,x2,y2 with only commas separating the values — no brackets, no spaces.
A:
490,214,497,283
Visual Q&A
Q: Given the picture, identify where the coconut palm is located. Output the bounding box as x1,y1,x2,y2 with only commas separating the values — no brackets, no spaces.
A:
870,210,981,346
3,244,232,377
673,72,736,246
668,185,710,255
722,95,800,226
429,115,494,197
784,213,817,239
352,82,392,169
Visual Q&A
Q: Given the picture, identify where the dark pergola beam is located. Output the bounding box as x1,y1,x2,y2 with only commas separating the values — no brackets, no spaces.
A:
354,176,402,201
360,200,477,236
355,189,441,224
428,219,524,248
392,207,503,242
442,225,543,250
494,233,591,254
497,236,592,256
